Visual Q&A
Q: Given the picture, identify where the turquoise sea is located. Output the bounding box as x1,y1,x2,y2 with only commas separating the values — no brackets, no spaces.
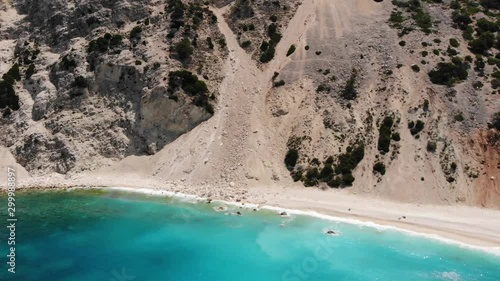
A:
1,189,499,281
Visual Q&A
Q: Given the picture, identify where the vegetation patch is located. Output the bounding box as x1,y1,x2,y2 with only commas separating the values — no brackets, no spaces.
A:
378,116,395,154
408,120,425,136
373,162,386,175
340,69,358,100
286,44,296,57
428,60,469,86
168,70,213,114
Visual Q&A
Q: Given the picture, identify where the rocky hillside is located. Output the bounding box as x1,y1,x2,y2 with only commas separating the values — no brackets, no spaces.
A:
1,0,227,174
1,0,499,207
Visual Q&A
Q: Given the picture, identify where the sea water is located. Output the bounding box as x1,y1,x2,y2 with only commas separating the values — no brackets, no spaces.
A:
0,189,499,281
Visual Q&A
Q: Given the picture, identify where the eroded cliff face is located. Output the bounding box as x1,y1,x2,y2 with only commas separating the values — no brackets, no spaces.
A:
0,0,226,174
264,0,500,207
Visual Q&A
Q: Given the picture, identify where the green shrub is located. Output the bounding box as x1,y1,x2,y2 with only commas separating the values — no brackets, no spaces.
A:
60,55,77,70
273,80,285,87
72,76,88,88
109,34,123,47
476,18,498,33
426,141,437,153
218,38,226,48
428,61,469,86
342,173,355,186
451,12,472,30
469,32,495,54
411,64,420,72
291,171,303,182
284,149,299,171
335,143,365,175
0,80,19,110
449,38,460,48
260,45,276,63
175,39,194,60
270,15,278,22
241,40,251,48
168,70,212,113
410,120,425,135
340,70,358,100
319,165,334,182
491,112,500,130
25,64,36,79
304,168,319,187
2,64,21,85
378,116,394,154
492,79,500,89
207,37,214,49
130,26,143,39
135,60,142,65
327,177,342,188
286,44,296,57
454,113,464,122
392,132,401,141
373,162,386,175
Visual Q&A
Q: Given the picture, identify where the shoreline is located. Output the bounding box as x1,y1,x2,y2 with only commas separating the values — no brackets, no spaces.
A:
6,179,500,256
103,186,500,257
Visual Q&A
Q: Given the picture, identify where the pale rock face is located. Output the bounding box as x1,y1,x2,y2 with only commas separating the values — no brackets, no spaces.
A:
0,0,225,175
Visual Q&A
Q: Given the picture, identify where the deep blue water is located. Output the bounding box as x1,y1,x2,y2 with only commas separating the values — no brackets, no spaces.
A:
0,189,499,281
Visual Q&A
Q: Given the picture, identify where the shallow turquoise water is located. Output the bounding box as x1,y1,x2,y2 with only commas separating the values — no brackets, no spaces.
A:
0,189,499,281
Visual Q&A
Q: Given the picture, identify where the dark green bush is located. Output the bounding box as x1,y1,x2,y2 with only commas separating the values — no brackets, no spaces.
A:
426,141,437,153
304,168,319,187
476,18,498,33
327,177,341,188
410,120,425,135
72,76,88,88
270,15,278,22
319,165,334,182
284,149,299,171
378,116,394,154
454,113,464,122
130,26,143,39
449,38,459,48
273,80,285,87
2,64,21,85
25,64,35,79
260,45,276,63
451,12,472,30
340,70,358,100
392,132,401,141
480,0,500,9
241,40,251,48
428,61,469,86
411,65,420,72
109,34,123,47
0,80,19,110
168,70,212,113
469,32,495,54
342,173,355,186
207,37,214,49
373,162,386,175
286,44,296,57
491,112,500,130
175,39,194,60
335,143,365,175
